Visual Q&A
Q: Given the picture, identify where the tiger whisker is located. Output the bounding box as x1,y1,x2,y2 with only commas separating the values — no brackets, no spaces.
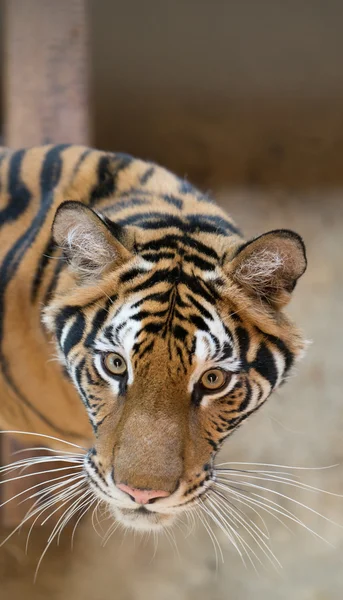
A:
212,486,270,540
214,482,294,534
102,519,120,547
199,498,238,563
151,530,159,563
34,489,92,581
25,478,87,553
214,481,336,547
22,474,86,509
215,469,343,497
0,430,85,450
216,461,339,471
208,494,281,570
0,471,83,509
215,477,342,533
41,484,89,528
163,524,180,560
199,498,253,571
194,504,223,569
0,477,87,549
206,496,268,572
217,467,301,478
12,447,85,457
220,485,327,545
91,499,104,537
0,464,83,485
0,456,83,475
69,496,96,548
204,495,263,569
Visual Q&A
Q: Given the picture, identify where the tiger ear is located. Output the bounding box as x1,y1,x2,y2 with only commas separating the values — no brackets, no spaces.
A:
229,229,307,309
52,201,132,284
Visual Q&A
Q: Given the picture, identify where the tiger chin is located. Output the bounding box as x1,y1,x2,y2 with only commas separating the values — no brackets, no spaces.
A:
0,145,306,535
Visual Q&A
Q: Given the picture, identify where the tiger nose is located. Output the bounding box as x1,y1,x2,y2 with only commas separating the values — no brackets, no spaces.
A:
117,483,171,505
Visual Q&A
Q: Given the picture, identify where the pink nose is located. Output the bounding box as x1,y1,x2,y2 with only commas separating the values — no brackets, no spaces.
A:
117,483,170,505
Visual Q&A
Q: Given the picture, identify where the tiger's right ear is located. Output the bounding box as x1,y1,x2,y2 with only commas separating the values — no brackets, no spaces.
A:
52,201,132,284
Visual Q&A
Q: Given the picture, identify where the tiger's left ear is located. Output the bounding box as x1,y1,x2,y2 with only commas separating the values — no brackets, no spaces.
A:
52,201,132,284
229,229,307,309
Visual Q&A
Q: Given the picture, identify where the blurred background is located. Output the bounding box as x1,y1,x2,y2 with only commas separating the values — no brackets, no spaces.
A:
1,0,343,598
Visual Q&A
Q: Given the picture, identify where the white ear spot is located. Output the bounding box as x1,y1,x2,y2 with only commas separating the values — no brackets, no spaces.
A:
230,230,307,309
64,221,115,280
235,248,284,297
52,201,131,284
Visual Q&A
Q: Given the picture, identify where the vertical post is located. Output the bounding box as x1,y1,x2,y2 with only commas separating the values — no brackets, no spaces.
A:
1,0,91,527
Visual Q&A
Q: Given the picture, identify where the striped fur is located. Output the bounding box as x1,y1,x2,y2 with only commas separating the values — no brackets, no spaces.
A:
0,145,306,531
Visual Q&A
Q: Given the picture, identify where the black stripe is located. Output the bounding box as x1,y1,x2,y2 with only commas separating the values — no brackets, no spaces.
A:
179,272,218,305
173,324,188,342
63,312,86,356
183,254,215,271
259,331,294,375
178,180,195,194
221,341,233,359
143,322,163,334
0,149,31,228
140,166,155,184
74,358,91,413
43,256,66,306
84,300,114,347
31,236,56,302
131,289,171,308
252,343,278,388
186,214,241,236
136,235,180,253
136,234,219,260
238,379,252,412
186,294,213,321
189,314,210,332
140,251,176,262
183,236,219,260
130,309,168,321
235,326,250,369
89,153,132,208
163,195,183,210
138,340,155,359
116,212,181,228
120,267,148,284
117,212,233,237
130,267,180,293
176,344,187,373
71,148,92,177
100,197,150,215
55,305,80,343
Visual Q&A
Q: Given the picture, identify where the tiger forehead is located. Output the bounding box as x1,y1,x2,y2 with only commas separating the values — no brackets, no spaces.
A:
92,283,236,371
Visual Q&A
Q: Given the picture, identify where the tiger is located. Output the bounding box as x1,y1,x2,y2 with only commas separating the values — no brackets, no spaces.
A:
0,144,306,532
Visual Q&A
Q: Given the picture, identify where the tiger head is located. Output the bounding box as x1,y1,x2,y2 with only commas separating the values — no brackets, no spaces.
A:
43,197,306,532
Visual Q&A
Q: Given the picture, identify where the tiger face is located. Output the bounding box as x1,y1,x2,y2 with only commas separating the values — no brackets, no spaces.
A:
43,199,306,532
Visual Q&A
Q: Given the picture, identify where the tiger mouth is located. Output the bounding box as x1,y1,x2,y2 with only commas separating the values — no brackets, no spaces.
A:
115,506,176,531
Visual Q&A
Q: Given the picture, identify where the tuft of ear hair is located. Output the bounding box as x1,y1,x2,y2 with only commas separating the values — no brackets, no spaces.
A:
229,229,307,309
52,201,132,284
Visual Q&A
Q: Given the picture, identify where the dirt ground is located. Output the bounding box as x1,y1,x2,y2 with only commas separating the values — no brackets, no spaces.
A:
1,188,343,599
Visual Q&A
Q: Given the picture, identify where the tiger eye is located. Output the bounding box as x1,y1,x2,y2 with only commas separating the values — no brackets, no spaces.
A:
200,368,228,391
102,352,127,376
